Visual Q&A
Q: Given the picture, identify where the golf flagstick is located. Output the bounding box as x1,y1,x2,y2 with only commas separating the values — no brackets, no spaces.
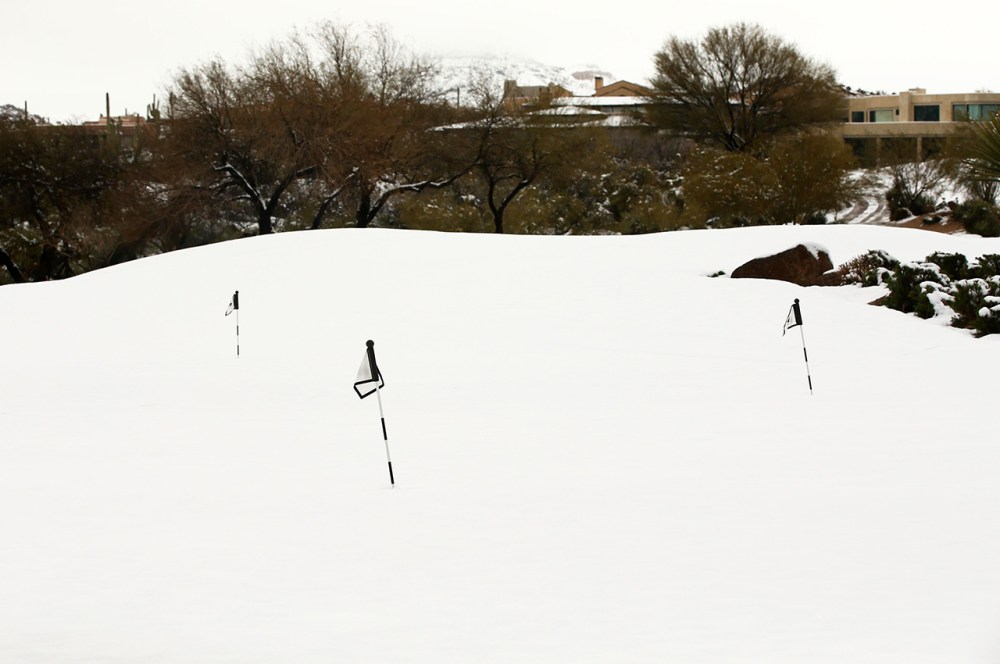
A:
374,380,393,486
782,298,812,395
225,290,240,357
353,340,394,486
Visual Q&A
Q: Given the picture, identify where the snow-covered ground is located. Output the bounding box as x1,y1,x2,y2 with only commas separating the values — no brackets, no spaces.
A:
2,225,999,663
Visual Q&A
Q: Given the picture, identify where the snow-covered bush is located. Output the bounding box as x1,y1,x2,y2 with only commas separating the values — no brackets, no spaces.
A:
946,278,1000,335
925,252,970,281
884,262,949,319
838,249,899,286
853,250,1000,336
952,199,1000,237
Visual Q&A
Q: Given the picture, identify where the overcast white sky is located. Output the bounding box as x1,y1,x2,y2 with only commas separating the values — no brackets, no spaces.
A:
5,0,999,122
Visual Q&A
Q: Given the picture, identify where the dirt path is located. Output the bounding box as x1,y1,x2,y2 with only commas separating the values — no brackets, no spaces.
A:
837,195,966,234
837,195,888,225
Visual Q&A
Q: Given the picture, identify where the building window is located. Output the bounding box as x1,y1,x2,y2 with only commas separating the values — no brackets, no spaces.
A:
851,110,865,123
913,105,940,122
869,109,893,123
954,103,1000,121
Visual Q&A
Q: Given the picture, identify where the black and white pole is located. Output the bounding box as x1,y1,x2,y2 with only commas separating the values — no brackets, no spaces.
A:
792,299,813,395
353,340,394,486
235,301,240,358
374,376,394,487
225,290,240,357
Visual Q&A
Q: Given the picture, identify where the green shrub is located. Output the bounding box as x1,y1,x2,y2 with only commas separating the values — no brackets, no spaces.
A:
866,249,1000,335
838,250,899,286
972,254,1000,277
948,278,1000,336
926,252,969,281
679,133,863,228
953,199,1000,237
948,279,989,328
883,262,947,318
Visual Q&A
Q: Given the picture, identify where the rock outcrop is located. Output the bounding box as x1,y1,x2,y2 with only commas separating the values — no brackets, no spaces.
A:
731,244,838,286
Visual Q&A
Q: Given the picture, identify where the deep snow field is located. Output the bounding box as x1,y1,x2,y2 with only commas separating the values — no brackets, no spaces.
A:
1,225,999,663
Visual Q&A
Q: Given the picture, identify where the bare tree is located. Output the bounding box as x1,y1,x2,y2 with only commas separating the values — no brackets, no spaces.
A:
164,51,324,236
455,73,603,234
163,23,467,235
650,23,845,154
876,138,955,220
314,23,467,228
0,116,140,282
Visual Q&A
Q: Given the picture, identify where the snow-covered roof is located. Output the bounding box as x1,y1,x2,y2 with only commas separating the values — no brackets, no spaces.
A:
531,106,606,116
589,114,649,127
553,96,651,107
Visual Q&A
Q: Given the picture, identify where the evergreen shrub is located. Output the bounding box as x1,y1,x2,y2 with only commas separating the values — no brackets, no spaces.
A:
852,250,1000,336
953,199,1000,237
883,262,947,319
838,250,899,286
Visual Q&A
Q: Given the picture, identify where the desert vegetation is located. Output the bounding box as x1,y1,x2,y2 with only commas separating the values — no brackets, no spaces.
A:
2,22,999,285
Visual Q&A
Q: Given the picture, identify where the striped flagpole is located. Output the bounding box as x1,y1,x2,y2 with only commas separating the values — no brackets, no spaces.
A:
784,299,812,394
799,323,813,395
374,381,394,486
364,340,394,487
225,290,240,357
790,299,813,395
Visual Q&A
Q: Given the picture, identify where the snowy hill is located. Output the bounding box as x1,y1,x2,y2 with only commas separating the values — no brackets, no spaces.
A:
2,225,1000,663
434,54,618,101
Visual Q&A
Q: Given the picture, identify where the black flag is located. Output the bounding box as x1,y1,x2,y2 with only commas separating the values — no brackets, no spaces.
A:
782,298,803,336
353,340,385,399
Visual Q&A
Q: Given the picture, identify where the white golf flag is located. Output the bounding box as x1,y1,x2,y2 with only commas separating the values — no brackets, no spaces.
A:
782,299,802,336
225,291,239,317
353,340,384,399
353,339,394,485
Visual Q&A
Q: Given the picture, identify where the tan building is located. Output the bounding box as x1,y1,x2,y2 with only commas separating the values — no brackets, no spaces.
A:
502,80,573,110
504,77,653,114
841,88,1000,162
495,79,1000,164
592,77,653,98
515,77,654,123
